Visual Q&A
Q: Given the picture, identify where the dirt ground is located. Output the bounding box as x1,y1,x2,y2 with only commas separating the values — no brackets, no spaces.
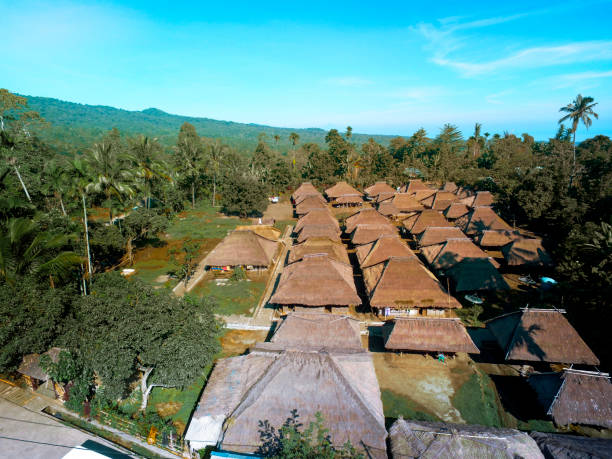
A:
220,329,269,357
263,201,294,220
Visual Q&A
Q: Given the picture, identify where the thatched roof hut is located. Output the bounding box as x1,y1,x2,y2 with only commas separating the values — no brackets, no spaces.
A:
378,193,425,217
364,181,395,199
463,190,494,208
457,206,512,235
478,229,520,248
235,224,280,241
325,181,363,199
530,431,612,457
403,210,454,235
441,182,458,193
427,191,459,210
288,237,350,265
418,226,467,247
403,179,432,194
389,418,543,459
502,237,553,267
486,309,600,365
292,182,320,202
270,254,361,307
445,258,510,292
203,230,279,268
408,189,436,202
295,224,341,243
295,195,328,215
334,194,363,206
363,257,461,310
294,208,338,233
375,190,396,203
345,208,390,233
528,370,612,429
294,191,326,206
383,318,479,353
269,312,363,351
444,202,470,220
421,238,500,270
18,347,64,381
351,223,398,245
356,234,416,269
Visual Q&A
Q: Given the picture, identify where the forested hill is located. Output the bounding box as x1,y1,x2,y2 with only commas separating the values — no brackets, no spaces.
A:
23,94,396,154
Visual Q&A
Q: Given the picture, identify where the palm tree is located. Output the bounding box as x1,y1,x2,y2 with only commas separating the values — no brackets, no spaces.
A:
175,130,204,208
206,139,229,207
128,135,169,209
67,158,94,284
0,218,81,287
346,126,353,141
289,132,300,147
559,94,599,184
470,123,483,157
43,160,69,215
273,134,280,145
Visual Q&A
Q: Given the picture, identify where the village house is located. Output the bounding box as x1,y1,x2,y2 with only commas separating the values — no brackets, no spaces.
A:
324,181,363,207
202,228,280,271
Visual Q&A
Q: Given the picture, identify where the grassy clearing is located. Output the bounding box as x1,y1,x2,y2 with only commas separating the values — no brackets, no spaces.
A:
167,203,248,240
188,279,267,316
452,368,504,427
130,258,174,286
273,219,295,233
381,389,438,422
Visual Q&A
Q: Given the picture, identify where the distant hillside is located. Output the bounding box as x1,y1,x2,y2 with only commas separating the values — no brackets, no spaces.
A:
22,94,396,154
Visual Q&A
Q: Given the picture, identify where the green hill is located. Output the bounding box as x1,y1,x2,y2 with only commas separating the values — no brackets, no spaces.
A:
22,94,397,154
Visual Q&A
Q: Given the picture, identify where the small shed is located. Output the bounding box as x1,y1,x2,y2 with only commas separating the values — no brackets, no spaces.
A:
18,347,66,398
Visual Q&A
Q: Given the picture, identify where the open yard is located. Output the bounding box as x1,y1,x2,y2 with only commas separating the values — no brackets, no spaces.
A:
187,276,267,317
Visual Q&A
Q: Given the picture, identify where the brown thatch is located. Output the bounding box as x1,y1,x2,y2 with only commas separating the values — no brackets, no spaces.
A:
529,370,612,429
235,225,281,241
531,431,612,457
334,194,364,205
377,201,400,217
364,257,461,309
421,238,501,270
375,191,396,203
17,347,64,381
403,179,432,194
444,202,470,220
403,210,454,235
325,181,363,198
418,226,467,247
292,182,319,202
364,181,395,198
294,208,338,233
455,186,472,199
351,223,398,245
295,224,341,243
288,237,350,265
409,189,436,202
446,258,510,292
389,418,543,459
269,312,363,351
502,237,553,267
441,182,458,193
356,235,416,268
478,229,520,247
294,192,326,206
203,230,279,268
270,254,361,307
430,191,459,210
457,206,512,235
186,348,387,457
390,193,425,213
383,318,479,353
486,309,600,364
295,195,328,215
345,208,390,233
472,191,494,207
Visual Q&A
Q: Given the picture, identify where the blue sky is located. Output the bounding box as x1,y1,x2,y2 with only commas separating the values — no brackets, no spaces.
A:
2,0,612,140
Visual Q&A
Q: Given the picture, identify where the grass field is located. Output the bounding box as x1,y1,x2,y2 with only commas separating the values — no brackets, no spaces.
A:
188,278,267,316
168,203,248,240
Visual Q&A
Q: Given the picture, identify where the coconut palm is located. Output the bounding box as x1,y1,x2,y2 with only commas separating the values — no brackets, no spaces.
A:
67,158,94,282
128,135,170,209
559,94,599,184
206,139,229,207
43,160,69,215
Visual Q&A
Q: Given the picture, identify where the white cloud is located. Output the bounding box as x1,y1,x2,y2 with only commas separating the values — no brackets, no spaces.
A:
324,76,374,87
544,69,612,88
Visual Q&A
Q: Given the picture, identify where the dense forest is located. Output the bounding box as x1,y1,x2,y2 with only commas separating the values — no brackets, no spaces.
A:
1,87,610,419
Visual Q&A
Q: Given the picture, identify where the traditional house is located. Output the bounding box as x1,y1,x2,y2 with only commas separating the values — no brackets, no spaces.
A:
389,419,543,459
420,191,458,210
17,347,68,400
294,191,326,206
456,206,512,236
270,254,361,312
203,229,279,271
375,190,397,204
345,208,390,234
295,224,341,243
235,224,281,241
291,182,320,203
351,223,398,246
501,237,553,267
295,195,328,215
383,318,479,354
403,210,454,236
477,229,521,248
377,193,424,218
363,257,461,317
418,226,467,247
528,369,612,429
486,309,600,365
421,238,501,270
288,237,350,265
356,234,416,269
461,190,494,208
364,181,395,200
441,181,458,193
294,208,338,233
324,181,363,207
403,179,432,194
444,202,470,221
408,189,436,202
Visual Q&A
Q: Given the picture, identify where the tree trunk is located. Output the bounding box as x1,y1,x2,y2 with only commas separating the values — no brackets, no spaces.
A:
106,189,113,224
82,194,93,280
570,130,577,188
59,194,67,216
13,165,32,202
212,175,216,207
191,182,195,208
139,367,169,411
126,237,135,266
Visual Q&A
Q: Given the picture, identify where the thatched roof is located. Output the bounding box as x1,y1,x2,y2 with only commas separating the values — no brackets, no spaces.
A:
502,237,553,267
486,309,600,364
421,238,500,270
335,194,364,205
345,208,390,233
364,257,461,309
445,258,510,292
294,191,326,206
295,224,341,243
364,181,395,198
295,195,328,215
292,182,319,202
409,189,436,202
294,208,338,233
18,347,64,380
430,191,459,210
444,202,470,220
186,349,387,457
383,318,479,353
389,418,543,459
457,206,512,235
270,254,361,306
288,237,350,265
269,312,363,352
418,226,467,247
441,182,458,193
389,193,425,213
403,179,432,194
203,230,279,267
529,370,612,429
455,186,472,199
478,229,520,247
325,181,363,198
472,191,495,207
531,431,612,457
351,223,398,245
377,201,400,217
356,235,416,269
403,210,454,235
235,225,281,241
375,190,396,203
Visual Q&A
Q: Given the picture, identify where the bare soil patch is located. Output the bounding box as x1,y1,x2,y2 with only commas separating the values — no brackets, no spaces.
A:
263,201,294,221
220,329,268,357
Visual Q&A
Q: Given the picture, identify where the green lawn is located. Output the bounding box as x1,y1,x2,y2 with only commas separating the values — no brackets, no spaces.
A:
452,368,504,427
130,258,175,287
188,279,267,316
167,203,248,240
381,389,438,423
